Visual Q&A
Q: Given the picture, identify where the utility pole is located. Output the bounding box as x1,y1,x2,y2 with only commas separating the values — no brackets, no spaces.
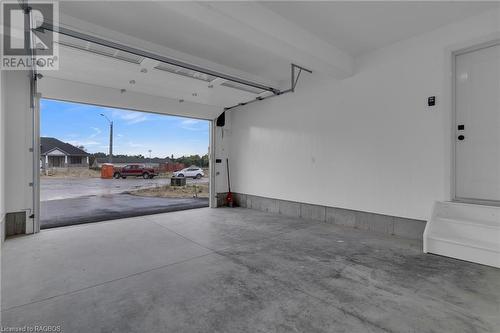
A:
100,114,113,163
109,121,113,163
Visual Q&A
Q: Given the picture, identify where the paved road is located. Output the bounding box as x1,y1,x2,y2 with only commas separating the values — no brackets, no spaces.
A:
41,177,209,201
40,194,209,228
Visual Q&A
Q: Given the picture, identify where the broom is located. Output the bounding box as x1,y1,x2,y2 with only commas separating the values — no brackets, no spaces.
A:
226,158,233,207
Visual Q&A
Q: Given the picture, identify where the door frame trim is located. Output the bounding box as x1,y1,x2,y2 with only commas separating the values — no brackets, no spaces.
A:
209,120,216,208
33,93,41,233
450,38,500,205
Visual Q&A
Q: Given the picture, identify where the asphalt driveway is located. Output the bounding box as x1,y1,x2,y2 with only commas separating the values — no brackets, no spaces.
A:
41,176,208,201
40,177,210,228
40,194,209,229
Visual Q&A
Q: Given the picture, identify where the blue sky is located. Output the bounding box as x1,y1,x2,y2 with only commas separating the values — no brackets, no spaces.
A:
41,99,209,157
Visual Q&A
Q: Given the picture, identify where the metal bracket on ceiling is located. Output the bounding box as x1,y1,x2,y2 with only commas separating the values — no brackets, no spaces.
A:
290,63,312,93
224,63,312,111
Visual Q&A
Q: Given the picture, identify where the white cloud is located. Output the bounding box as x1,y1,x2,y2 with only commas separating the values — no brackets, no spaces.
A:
89,127,102,138
127,141,146,148
63,127,104,148
179,119,206,131
66,140,101,147
110,109,149,124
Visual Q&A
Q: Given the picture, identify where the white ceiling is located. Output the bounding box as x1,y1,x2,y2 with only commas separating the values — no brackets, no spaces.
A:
59,1,292,83
47,1,499,113
59,1,498,71
262,1,499,56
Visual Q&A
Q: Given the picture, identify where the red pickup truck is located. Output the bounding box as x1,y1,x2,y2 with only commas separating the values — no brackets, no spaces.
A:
113,164,158,179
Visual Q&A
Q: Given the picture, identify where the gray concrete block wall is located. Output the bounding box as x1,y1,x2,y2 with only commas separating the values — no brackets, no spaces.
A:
1,214,4,243
393,216,426,241
356,211,395,235
216,192,228,207
5,211,26,237
229,193,426,241
300,203,326,221
326,207,356,228
232,193,247,208
250,196,279,214
278,200,300,217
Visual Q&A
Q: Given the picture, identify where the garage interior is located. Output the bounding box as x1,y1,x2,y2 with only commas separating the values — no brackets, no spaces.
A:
1,1,499,332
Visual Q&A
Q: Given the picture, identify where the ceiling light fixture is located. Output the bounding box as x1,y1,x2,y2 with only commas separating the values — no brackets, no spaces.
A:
129,80,136,85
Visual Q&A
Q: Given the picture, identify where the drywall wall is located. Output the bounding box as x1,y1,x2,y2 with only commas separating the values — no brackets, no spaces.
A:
1,70,5,241
214,112,231,198
4,71,34,233
228,8,500,221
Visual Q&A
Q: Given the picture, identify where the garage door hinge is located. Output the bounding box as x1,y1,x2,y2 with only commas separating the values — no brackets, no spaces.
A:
29,148,33,152
29,214,35,219
29,182,33,187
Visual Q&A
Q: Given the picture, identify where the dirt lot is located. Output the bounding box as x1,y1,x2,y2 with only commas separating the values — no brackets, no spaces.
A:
130,183,209,199
41,168,102,178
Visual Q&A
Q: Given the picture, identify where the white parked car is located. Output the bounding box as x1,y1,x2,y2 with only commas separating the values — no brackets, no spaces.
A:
173,167,204,179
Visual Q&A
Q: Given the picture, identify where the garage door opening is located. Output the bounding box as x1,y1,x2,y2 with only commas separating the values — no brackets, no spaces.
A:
32,25,278,231
39,99,210,228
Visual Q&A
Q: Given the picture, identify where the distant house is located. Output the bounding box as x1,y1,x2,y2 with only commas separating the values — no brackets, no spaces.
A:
40,137,90,169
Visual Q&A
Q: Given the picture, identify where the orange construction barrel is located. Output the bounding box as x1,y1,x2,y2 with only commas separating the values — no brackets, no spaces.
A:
101,163,114,179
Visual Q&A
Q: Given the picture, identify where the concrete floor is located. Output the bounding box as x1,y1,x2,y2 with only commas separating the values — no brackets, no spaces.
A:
2,208,499,332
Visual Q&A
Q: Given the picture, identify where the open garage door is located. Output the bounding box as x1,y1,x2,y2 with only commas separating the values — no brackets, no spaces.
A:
32,27,279,232
37,28,278,119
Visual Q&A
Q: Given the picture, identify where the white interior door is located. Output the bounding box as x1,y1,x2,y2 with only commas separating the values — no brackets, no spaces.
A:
455,43,500,202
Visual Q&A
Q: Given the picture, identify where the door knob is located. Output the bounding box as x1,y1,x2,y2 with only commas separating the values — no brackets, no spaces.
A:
458,135,465,141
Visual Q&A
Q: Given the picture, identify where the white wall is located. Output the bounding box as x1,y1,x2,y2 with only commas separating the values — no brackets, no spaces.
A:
1,70,5,241
0,69,3,324
214,113,231,196
228,9,500,221
4,71,34,233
